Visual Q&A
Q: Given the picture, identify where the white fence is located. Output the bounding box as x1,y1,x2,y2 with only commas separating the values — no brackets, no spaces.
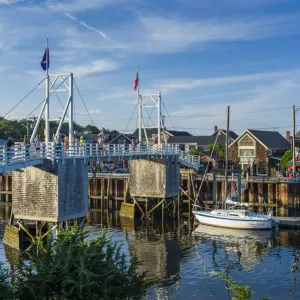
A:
0,142,201,173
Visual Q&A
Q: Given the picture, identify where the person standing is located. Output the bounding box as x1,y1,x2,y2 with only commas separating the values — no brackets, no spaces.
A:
23,135,30,157
79,136,85,155
64,135,69,156
5,137,14,162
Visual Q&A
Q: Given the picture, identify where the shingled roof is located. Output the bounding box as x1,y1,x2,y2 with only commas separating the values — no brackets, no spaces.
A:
132,128,192,139
168,135,226,146
235,129,291,149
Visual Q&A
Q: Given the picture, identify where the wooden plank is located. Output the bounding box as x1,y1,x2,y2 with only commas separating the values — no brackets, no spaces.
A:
120,202,135,218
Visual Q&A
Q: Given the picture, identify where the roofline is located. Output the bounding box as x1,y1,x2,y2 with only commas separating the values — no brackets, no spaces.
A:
109,133,133,144
228,129,269,150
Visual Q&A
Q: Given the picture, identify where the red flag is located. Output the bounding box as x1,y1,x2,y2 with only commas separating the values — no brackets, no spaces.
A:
133,72,139,91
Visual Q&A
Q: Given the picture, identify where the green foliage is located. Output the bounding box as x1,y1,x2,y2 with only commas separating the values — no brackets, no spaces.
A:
84,125,100,134
207,143,225,157
189,146,205,156
211,271,255,300
280,150,293,172
0,262,15,299
0,117,99,142
0,225,147,300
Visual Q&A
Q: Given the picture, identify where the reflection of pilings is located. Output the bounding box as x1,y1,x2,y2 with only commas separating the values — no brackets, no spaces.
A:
0,174,12,202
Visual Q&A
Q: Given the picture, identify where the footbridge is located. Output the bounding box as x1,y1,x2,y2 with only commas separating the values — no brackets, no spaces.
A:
0,143,200,174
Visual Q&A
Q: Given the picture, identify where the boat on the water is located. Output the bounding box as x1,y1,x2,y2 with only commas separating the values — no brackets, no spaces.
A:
193,209,273,230
192,106,273,230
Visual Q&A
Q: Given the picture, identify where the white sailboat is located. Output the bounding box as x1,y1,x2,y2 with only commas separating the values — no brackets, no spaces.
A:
192,106,273,230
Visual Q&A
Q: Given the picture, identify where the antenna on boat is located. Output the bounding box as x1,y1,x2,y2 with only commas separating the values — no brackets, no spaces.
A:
224,106,230,209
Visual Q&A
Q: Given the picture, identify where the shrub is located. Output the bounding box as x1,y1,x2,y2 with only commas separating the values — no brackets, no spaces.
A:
0,225,147,300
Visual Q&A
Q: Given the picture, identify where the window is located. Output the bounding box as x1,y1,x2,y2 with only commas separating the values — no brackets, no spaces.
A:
239,149,255,157
257,163,267,175
238,134,255,157
239,135,254,147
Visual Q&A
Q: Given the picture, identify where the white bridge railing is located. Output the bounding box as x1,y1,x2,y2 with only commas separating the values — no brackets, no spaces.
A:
0,142,200,173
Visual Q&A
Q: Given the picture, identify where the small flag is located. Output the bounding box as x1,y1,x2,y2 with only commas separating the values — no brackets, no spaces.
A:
41,47,50,71
133,72,139,91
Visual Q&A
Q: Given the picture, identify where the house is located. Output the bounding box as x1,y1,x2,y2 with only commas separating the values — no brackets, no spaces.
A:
109,133,136,145
132,128,192,145
228,129,291,176
212,125,238,143
167,135,226,152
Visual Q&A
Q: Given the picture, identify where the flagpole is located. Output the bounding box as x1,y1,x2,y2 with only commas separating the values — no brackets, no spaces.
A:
45,38,50,144
137,65,142,145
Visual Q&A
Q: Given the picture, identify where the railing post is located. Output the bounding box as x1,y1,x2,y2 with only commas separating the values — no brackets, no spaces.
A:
59,143,64,165
83,143,87,163
3,147,7,165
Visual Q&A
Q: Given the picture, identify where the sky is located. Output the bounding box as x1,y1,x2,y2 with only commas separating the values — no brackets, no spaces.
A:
1,0,300,136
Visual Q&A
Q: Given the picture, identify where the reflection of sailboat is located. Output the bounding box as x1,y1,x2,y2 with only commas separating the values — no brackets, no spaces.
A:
194,224,273,241
194,224,273,268
193,106,273,230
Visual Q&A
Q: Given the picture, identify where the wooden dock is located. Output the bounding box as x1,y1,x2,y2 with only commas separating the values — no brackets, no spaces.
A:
274,217,300,229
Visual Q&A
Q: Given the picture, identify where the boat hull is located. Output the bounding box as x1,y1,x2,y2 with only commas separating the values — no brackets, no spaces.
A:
193,211,272,230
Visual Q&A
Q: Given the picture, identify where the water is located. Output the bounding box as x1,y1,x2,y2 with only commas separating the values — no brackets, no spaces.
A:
1,204,300,299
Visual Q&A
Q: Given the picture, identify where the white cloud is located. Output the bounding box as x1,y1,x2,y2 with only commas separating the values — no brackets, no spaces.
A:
0,0,22,4
136,14,300,53
80,109,102,115
155,69,300,93
167,77,299,134
65,13,113,42
56,59,117,77
45,0,119,12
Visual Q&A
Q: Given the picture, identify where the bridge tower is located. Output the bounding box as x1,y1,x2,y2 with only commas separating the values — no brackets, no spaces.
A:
138,92,166,146
30,72,74,144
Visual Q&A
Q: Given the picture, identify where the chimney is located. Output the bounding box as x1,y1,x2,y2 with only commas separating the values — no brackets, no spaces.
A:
286,130,291,141
214,125,218,133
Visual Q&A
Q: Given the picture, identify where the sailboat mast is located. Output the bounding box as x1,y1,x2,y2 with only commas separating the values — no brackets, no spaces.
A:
224,106,230,207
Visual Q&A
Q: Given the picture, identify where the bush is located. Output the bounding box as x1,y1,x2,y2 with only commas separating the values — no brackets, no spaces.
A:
0,225,147,300
280,150,293,173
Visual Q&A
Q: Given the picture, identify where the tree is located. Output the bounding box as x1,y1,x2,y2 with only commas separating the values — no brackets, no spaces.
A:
207,143,225,157
84,125,99,134
0,225,147,300
189,146,205,156
280,149,293,172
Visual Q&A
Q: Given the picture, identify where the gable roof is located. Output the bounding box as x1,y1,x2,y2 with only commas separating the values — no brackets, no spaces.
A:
168,135,226,145
109,133,135,144
230,129,291,149
165,130,192,136
214,129,238,140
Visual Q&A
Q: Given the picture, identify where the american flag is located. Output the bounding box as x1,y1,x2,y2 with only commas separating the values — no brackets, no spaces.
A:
133,72,139,91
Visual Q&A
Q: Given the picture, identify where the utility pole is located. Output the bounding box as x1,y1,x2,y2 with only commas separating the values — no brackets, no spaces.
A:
293,104,296,178
157,91,161,148
224,105,230,207
45,38,50,144
26,120,29,138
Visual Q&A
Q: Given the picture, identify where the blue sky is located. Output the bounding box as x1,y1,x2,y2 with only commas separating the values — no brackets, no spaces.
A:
1,0,300,136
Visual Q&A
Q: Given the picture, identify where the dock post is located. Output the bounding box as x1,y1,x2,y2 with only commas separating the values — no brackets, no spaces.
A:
213,172,216,206
258,183,264,213
177,193,180,221
237,171,241,203
101,188,104,211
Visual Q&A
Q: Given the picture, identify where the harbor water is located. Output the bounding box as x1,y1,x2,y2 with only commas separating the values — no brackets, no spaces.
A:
1,204,300,299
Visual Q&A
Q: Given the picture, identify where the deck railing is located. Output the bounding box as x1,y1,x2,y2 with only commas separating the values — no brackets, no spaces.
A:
0,142,201,172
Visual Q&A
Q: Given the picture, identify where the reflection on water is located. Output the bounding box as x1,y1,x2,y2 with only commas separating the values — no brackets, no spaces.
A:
1,205,300,299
